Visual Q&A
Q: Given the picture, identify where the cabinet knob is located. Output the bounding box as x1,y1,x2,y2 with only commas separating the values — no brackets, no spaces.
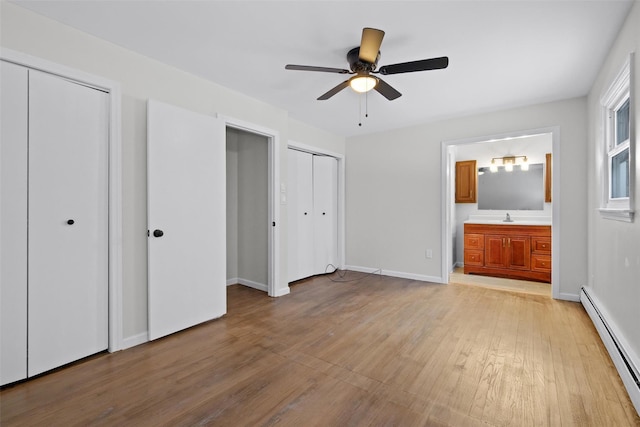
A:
304,212,308,215
67,219,75,225
153,229,164,237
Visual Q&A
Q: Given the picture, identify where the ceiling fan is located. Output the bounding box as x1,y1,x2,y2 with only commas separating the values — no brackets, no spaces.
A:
285,27,449,101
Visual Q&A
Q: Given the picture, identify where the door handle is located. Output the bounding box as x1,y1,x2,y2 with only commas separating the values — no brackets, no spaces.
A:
153,229,164,237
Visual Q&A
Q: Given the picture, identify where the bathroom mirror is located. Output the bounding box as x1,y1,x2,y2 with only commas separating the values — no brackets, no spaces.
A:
477,163,544,210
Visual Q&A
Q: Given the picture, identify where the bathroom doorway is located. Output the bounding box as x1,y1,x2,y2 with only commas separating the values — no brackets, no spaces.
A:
441,127,560,298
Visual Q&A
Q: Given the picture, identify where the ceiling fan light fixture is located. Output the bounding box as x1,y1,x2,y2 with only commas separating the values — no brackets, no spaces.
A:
349,75,378,93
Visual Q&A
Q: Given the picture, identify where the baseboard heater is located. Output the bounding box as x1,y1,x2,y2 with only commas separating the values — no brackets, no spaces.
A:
581,287,640,415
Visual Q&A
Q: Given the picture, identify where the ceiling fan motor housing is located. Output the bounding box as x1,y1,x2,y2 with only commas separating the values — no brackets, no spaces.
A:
347,47,379,73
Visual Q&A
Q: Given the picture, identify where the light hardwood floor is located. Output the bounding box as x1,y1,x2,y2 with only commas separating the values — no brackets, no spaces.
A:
449,267,551,297
2,272,639,426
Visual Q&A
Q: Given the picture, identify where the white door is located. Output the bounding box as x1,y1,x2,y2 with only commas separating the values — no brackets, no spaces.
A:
287,149,314,282
313,155,338,274
147,99,226,341
1,61,29,384
28,70,109,377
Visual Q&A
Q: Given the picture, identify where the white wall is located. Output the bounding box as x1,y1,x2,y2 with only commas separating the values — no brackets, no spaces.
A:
586,2,640,367
346,96,587,297
0,2,345,342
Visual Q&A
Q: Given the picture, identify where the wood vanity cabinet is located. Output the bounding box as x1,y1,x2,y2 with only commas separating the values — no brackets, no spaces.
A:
455,160,477,203
464,223,551,283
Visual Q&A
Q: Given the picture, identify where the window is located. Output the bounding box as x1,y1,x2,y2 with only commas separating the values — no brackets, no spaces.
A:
610,98,630,199
600,53,635,222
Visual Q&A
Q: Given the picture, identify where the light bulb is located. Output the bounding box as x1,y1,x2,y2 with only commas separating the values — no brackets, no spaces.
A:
505,163,513,172
349,75,377,93
520,157,529,171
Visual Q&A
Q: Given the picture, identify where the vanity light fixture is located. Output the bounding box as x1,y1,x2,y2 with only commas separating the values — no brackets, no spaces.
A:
489,155,529,172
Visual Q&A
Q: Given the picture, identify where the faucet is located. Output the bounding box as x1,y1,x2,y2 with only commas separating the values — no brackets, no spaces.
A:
504,213,514,222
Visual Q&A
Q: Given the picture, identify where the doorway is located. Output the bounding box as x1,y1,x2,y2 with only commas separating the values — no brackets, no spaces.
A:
222,117,283,297
441,127,560,298
226,127,270,292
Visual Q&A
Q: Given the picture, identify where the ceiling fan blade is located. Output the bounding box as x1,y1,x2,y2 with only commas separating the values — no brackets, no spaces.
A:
317,80,350,100
359,28,385,63
374,78,402,101
374,77,402,100
377,56,449,75
285,64,351,74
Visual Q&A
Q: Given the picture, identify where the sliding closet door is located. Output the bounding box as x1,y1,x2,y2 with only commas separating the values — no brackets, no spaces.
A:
147,100,226,341
0,61,29,384
287,149,315,282
313,155,338,274
28,70,109,377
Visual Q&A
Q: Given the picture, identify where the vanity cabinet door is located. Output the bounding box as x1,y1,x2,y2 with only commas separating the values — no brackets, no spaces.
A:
455,160,477,203
506,236,531,270
484,235,508,268
484,234,530,270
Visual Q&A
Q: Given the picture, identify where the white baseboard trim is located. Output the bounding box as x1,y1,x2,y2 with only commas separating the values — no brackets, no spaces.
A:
343,265,381,275
581,287,640,415
556,292,580,302
271,286,290,297
228,277,268,292
121,331,148,350
344,265,445,284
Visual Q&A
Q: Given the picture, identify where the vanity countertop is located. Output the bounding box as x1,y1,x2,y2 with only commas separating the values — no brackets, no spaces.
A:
464,215,551,226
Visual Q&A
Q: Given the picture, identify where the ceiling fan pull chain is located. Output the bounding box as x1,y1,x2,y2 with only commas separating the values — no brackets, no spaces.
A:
358,93,362,126
365,89,369,118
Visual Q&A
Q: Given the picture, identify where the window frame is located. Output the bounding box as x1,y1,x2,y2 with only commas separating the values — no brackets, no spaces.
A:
599,53,635,222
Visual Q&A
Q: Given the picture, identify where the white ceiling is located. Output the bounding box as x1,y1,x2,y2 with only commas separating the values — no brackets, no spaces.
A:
11,0,634,137
455,133,552,168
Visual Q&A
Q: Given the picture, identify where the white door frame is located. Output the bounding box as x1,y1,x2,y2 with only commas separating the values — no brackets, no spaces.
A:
0,48,123,350
218,115,285,297
441,126,560,299
287,141,346,272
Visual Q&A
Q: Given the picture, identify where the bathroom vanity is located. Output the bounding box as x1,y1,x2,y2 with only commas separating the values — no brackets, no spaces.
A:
463,219,551,283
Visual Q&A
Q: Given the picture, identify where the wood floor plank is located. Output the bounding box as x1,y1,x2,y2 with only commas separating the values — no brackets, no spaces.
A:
1,273,638,426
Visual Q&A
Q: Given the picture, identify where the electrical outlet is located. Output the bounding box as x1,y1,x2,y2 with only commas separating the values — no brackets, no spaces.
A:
426,249,433,259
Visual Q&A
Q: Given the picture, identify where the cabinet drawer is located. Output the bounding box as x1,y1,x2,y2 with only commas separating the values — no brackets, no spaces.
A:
532,237,551,253
464,234,484,250
464,250,484,266
531,254,551,272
